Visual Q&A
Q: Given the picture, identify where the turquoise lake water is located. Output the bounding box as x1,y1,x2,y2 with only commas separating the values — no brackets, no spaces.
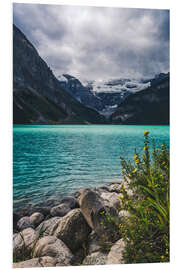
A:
13,125,169,211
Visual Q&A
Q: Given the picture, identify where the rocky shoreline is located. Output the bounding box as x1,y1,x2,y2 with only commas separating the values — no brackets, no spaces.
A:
13,181,127,268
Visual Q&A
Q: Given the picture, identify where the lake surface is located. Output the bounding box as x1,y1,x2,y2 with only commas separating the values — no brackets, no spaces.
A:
13,125,169,211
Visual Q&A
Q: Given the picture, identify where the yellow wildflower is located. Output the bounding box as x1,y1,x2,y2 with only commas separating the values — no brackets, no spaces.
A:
161,255,165,260
135,159,140,164
144,131,149,136
132,169,137,174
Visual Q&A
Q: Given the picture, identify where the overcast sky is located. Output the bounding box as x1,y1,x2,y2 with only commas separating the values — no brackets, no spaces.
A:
13,3,169,82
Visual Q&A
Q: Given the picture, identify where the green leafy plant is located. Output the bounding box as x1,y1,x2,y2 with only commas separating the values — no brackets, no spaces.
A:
98,210,121,252
119,131,169,263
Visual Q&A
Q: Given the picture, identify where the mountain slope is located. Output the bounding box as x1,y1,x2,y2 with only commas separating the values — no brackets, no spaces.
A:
110,76,169,125
13,25,105,124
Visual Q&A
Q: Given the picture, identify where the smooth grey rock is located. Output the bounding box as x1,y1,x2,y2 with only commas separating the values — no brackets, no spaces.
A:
59,196,79,209
17,216,34,231
94,186,110,195
78,189,119,241
36,217,61,237
54,208,91,252
13,228,39,260
50,203,71,217
100,192,121,210
107,239,125,264
13,256,59,268
78,189,105,230
82,251,108,265
33,236,73,265
30,212,44,228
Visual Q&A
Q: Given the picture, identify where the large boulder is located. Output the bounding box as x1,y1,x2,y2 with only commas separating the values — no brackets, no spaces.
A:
82,251,108,265
78,189,106,230
13,228,39,260
13,256,59,268
33,236,73,265
36,217,61,237
100,192,121,210
54,208,91,252
50,203,71,217
30,212,44,228
107,239,125,264
59,196,79,209
17,216,34,231
78,189,119,240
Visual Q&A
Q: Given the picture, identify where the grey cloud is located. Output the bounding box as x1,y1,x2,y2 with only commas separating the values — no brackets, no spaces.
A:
13,3,169,81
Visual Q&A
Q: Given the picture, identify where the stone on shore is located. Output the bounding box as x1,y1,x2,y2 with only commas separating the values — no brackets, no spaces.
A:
13,228,39,260
82,251,108,265
13,256,59,268
78,189,119,241
73,188,86,199
107,239,126,264
54,208,91,252
94,186,110,195
17,216,34,231
59,196,79,209
50,203,71,217
33,236,73,265
36,217,61,237
78,189,106,230
30,212,44,228
100,192,121,210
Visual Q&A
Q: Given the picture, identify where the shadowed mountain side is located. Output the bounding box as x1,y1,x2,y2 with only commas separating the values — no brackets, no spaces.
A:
110,76,169,125
13,24,105,124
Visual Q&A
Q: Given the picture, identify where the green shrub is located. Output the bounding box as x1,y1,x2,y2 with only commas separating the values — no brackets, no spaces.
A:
119,131,169,263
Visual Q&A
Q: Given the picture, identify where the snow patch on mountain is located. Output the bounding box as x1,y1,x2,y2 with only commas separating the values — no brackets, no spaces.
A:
83,78,150,93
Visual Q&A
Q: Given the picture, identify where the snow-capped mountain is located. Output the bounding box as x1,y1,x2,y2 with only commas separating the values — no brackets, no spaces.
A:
57,73,167,118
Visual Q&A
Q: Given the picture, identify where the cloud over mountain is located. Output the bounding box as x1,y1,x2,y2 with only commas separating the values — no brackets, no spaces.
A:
13,3,169,81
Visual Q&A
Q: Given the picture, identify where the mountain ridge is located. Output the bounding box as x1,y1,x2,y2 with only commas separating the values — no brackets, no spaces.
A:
13,24,105,124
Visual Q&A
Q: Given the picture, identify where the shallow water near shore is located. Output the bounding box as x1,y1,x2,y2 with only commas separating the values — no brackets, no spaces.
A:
13,125,169,211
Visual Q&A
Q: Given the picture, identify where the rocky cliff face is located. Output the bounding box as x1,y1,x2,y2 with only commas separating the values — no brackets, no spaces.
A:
110,75,169,125
13,25,105,124
58,74,104,112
